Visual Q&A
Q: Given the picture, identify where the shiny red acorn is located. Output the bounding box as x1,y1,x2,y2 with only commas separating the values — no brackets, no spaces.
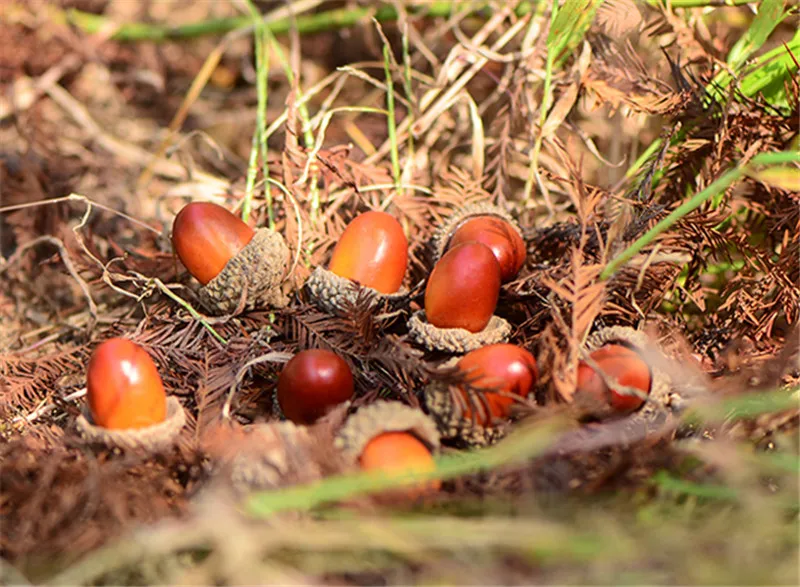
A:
328,211,408,294
448,216,526,282
455,344,538,426
172,202,255,285
87,338,167,429
359,431,441,497
277,349,354,425
576,344,652,412
425,242,501,332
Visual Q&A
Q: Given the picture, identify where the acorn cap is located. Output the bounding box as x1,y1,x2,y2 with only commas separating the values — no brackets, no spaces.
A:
198,227,291,314
227,422,313,492
583,325,676,422
305,266,409,316
432,202,523,262
75,396,186,452
335,401,440,465
407,310,511,354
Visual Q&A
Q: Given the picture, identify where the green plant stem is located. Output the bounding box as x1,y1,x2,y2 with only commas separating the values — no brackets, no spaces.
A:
382,41,402,194
66,3,538,43
601,151,800,280
242,0,271,226
644,0,756,6
247,418,564,517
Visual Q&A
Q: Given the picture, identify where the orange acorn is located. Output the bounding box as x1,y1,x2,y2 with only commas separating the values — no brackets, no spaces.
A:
172,202,255,285
425,242,501,332
328,211,408,294
448,216,526,282
87,338,167,429
455,343,538,426
336,401,441,500
359,431,441,497
576,344,652,412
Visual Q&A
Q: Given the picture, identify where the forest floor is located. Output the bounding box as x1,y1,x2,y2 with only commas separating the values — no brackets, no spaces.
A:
1,1,799,585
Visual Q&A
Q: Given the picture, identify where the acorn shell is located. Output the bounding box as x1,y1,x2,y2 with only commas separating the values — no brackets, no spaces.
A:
198,228,291,314
75,396,186,452
335,401,440,465
305,266,409,316
582,325,677,422
407,310,511,354
432,201,524,263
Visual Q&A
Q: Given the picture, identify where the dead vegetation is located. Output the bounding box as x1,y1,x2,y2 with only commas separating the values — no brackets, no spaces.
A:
1,0,798,584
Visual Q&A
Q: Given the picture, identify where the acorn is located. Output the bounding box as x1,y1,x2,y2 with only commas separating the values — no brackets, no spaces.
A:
576,344,651,413
336,401,441,499
306,211,410,315
172,201,291,314
409,242,510,353
433,202,526,282
579,326,677,423
276,349,354,425
75,338,186,451
424,344,538,447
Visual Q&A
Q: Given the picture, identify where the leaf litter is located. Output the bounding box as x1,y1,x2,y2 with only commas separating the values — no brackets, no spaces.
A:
0,1,798,584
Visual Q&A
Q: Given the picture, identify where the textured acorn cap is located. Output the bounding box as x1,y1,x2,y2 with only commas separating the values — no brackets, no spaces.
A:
423,380,510,448
222,404,348,493
335,401,440,465
582,325,677,422
75,396,186,452
305,266,409,316
407,310,511,354
432,201,523,262
198,227,291,314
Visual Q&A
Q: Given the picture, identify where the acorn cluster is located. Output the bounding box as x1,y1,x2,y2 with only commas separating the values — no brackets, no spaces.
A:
75,200,673,497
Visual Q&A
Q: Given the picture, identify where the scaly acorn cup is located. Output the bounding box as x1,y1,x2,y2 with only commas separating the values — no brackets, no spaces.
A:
408,242,511,353
579,326,677,425
220,407,348,494
172,202,291,314
335,401,441,498
306,211,410,316
76,338,186,452
424,345,538,447
432,201,526,283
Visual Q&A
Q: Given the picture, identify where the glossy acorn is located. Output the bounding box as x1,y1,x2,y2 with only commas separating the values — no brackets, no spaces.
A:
87,338,167,429
328,211,408,294
455,344,538,426
171,201,291,313
336,401,441,499
172,202,255,285
359,431,441,497
277,349,355,425
447,216,526,282
576,343,652,412
425,242,501,332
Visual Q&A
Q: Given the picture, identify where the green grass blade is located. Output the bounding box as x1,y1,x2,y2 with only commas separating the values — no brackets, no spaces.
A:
602,151,800,279
726,0,790,72
246,418,564,517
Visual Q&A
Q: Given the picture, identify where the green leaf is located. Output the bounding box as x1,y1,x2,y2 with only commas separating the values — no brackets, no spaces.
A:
547,0,603,62
651,471,739,501
726,0,789,72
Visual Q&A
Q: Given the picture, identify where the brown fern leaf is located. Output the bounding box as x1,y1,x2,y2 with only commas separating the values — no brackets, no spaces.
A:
0,346,89,418
584,35,684,116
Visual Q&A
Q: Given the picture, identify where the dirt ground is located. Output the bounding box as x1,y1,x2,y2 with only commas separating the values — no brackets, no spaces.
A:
1,1,798,584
